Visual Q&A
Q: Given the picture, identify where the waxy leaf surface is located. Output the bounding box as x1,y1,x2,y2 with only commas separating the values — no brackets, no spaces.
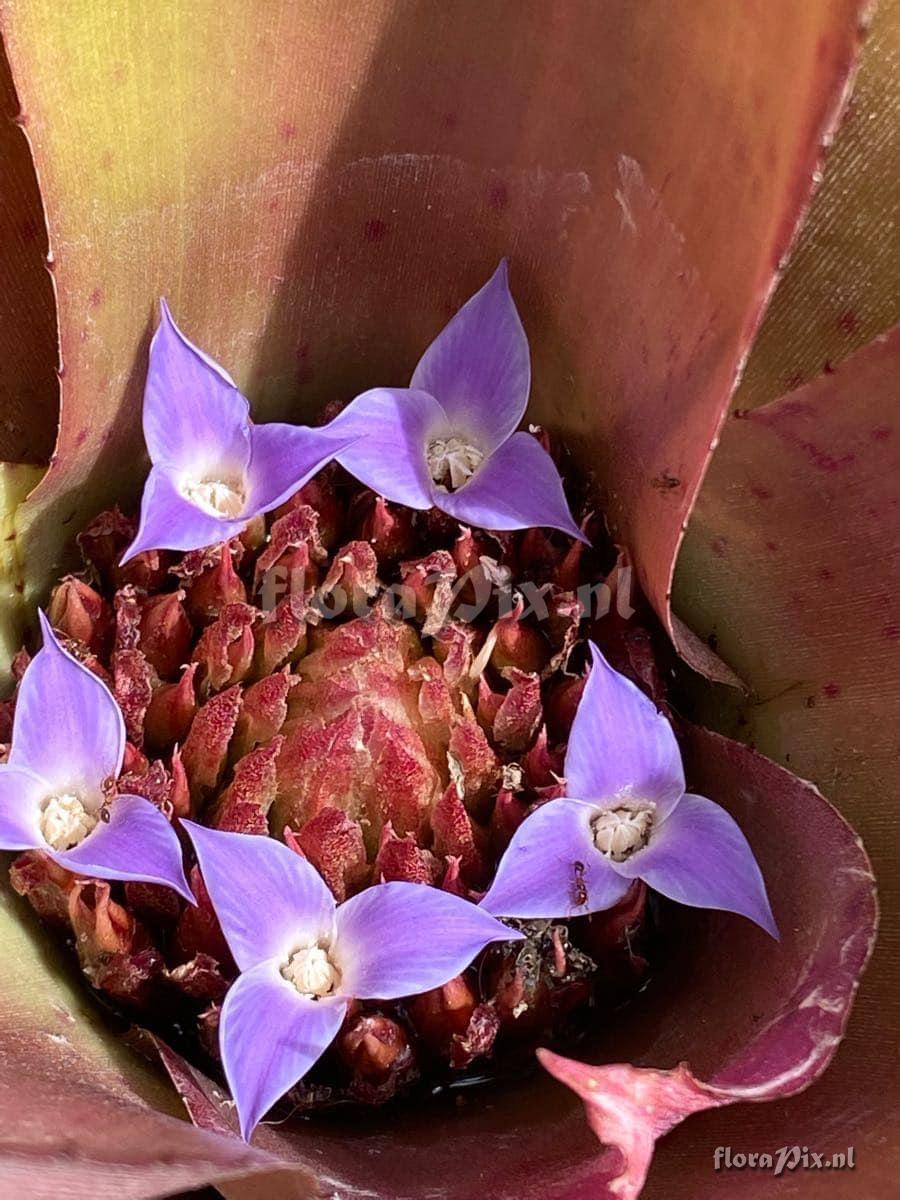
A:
0,0,867,648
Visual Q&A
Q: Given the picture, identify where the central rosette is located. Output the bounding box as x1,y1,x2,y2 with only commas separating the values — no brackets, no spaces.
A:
274,613,498,859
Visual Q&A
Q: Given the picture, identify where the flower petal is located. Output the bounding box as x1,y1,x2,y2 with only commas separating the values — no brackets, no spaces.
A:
330,387,445,508
334,880,521,999
565,643,685,816
435,432,586,541
220,959,347,1141
181,822,336,971
54,794,193,901
244,423,356,516
480,798,629,918
617,792,778,938
121,465,246,562
410,261,529,450
143,299,251,476
0,765,46,849
9,611,125,792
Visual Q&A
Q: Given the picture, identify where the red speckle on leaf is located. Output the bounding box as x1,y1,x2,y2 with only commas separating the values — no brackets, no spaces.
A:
100,149,114,171
883,623,900,642
75,429,89,447
267,197,280,214
279,121,297,142
837,309,859,335
441,111,459,130
765,541,779,553
89,288,103,308
364,218,388,243
871,425,892,442
710,537,728,558
778,398,814,418
295,342,313,385
488,181,509,212
822,682,841,699
819,566,834,582
19,216,41,244
750,484,773,501
816,34,831,62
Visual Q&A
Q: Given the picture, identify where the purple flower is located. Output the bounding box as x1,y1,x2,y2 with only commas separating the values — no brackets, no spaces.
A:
122,301,354,563
182,821,522,1139
329,262,586,540
0,612,192,900
481,642,777,937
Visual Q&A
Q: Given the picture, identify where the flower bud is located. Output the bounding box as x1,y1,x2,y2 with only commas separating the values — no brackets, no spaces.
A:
400,551,457,633
167,953,230,1003
239,514,267,552
317,541,379,616
338,1013,415,1083
192,602,257,691
488,602,550,675
181,545,247,623
521,725,562,788
544,672,586,742
492,669,542,753
139,590,192,679
68,880,140,958
407,975,476,1053
355,494,416,562
489,788,529,852
47,577,112,655
144,663,199,751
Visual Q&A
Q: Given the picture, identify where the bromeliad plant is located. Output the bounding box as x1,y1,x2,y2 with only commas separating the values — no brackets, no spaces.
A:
0,3,889,1198
2,267,801,1144
0,253,882,1195
9,270,692,1120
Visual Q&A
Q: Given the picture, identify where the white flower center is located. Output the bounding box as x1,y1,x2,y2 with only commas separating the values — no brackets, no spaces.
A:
592,804,654,862
183,478,246,518
40,792,99,851
281,943,341,998
426,436,484,491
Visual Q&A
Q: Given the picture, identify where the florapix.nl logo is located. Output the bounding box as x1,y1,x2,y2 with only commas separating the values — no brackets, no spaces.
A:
714,1145,855,1176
